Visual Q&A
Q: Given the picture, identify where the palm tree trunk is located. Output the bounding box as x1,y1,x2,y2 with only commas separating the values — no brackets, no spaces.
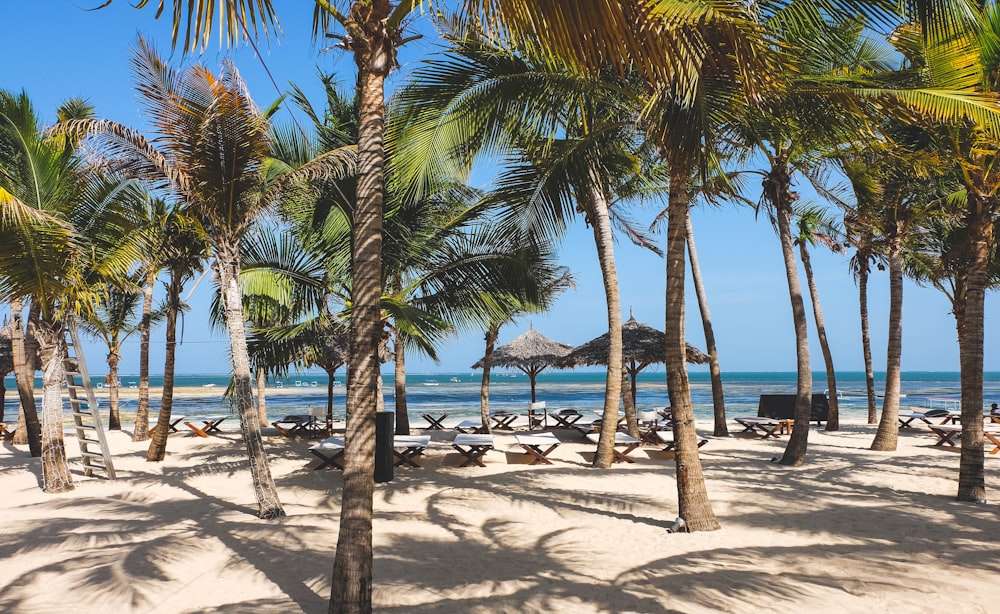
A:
666,164,719,531
394,331,410,435
587,179,624,469
148,272,181,462
799,243,839,431
37,320,74,493
480,326,498,433
871,228,904,451
256,368,269,428
957,203,989,503
107,352,122,430
133,266,156,441
10,299,41,454
621,366,639,438
216,247,285,519
685,209,727,436
858,263,877,424
331,18,390,609
769,164,812,467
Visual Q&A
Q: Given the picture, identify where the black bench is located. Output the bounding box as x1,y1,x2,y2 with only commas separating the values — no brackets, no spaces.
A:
757,394,829,426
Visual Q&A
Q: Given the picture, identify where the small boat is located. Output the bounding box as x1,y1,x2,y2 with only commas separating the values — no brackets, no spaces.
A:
295,381,303,387
128,382,138,388
310,381,318,387
275,381,284,388
423,381,440,386
202,383,216,388
449,377,460,383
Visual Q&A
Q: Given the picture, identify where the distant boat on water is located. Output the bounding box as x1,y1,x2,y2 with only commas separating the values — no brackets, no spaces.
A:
202,383,216,388
424,380,440,386
449,377,460,383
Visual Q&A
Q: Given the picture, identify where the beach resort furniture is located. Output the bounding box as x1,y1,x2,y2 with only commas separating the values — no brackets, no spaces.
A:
420,412,448,430
585,432,641,463
182,415,228,437
655,406,674,428
734,416,793,439
310,436,346,470
636,409,663,444
514,432,561,465
451,433,495,467
0,423,15,441
272,406,327,437
393,435,432,468
455,420,490,434
528,401,547,429
490,410,519,430
655,431,708,452
151,414,188,436
926,425,1000,453
757,393,829,426
548,408,582,428
897,408,952,429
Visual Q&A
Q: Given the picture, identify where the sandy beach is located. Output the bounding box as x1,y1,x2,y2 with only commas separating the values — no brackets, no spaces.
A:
1,416,997,613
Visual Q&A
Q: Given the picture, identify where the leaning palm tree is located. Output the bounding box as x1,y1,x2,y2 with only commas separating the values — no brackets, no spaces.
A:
794,205,844,431
62,37,351,517
0,90,142,492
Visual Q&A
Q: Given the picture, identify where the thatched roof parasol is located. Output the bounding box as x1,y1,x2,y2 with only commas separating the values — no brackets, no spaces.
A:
557,315,709,403
471,326,572,402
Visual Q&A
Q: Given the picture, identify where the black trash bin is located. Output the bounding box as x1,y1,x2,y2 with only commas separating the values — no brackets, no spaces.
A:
375,411,395,483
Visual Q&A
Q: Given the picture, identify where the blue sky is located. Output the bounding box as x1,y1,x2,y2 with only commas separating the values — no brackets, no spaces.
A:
1,2,994,376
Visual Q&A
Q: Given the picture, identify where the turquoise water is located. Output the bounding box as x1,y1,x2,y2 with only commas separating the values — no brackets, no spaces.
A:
5,371,996,423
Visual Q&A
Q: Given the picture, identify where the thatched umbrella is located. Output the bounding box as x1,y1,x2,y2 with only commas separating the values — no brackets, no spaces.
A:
557,315,709,405
471,325,572,403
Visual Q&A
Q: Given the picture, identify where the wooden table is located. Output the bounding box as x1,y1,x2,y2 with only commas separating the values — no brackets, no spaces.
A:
393,435,431,467
420,413,448,430
586,432,641,463
515,432,560,465
182,415,228,437
310,436,346,470
451,434,494,467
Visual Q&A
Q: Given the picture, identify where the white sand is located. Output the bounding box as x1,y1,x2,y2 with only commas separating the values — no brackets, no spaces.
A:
1,417,998,613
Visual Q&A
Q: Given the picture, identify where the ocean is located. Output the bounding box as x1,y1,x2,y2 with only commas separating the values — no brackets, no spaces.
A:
6,370,998,424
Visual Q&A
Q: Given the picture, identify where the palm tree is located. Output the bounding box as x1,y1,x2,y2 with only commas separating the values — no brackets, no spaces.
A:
147,210,210,461
794,205,844,430
62,38,348,517
0,90,142,492
392,30,671,469
79,280,161,430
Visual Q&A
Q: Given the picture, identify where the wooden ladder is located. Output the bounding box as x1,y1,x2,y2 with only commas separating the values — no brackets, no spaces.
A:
63,316,116,480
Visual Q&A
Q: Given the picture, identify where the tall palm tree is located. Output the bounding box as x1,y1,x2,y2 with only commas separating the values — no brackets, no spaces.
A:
79,280,161,430
392,30,669,468
63,37,348,517
0,90,141,492
7,298,42,453
147,210,210,462
794,205,844,430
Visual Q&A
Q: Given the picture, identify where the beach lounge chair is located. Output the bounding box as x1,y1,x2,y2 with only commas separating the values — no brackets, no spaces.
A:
455,419,490,434
182,415,228,437
898,408,952,429
393,435,431,468
451,433,494,467
310,436,346,470
585,431,641,463
514,432,560,464
733,416,792,438
636,409,662,444
0,423,15,441
655,431,708,452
